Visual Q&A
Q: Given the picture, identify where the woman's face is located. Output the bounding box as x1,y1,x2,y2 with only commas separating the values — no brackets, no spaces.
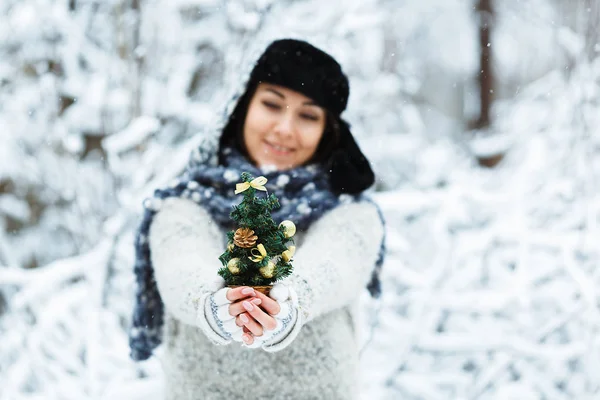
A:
243,83,326,170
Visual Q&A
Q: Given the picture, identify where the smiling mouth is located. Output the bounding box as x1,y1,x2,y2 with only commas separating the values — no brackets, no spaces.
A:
264,140,294,155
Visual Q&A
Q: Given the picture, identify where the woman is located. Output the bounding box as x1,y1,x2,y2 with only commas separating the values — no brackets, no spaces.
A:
129,39,386,399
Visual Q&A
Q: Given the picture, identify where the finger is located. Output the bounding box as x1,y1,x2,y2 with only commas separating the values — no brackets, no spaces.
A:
235,312,253,327
236,312,263,337
252,291,281,316
242,332,254,345
226,286,257,302
229,297,261,317
242,300,277,331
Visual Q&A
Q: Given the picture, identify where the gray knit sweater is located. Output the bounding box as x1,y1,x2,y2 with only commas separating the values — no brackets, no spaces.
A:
149,197,384,400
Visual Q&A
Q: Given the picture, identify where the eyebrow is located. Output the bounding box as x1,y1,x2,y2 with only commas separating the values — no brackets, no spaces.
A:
264,88,319,107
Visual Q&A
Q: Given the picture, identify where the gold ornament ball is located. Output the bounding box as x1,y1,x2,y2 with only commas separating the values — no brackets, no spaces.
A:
227,258,241,275
279,220,296,238
259,261,276,279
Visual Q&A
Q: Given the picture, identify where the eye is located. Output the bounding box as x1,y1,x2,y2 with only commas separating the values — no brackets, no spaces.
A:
300,113,319,121
262,101,281,110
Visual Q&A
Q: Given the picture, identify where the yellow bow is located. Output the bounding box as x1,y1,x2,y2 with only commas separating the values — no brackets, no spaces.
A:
282,246,296,263
249,244,267,263
235,176,268,195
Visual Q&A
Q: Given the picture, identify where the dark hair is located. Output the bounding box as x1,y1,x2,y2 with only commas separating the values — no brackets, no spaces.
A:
217,84,341,167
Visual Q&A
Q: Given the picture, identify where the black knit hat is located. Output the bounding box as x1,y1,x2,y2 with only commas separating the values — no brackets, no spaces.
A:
219,39,375,195
250,39,349,116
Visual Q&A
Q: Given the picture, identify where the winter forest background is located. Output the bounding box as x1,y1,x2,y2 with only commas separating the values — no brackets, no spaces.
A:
1,0,600,399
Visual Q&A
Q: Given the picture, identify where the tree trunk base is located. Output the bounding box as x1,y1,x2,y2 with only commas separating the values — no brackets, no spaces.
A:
228,285,272,296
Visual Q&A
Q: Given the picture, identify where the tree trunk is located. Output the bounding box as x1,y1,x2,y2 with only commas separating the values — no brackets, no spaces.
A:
475,0,494,129
472,0,503,168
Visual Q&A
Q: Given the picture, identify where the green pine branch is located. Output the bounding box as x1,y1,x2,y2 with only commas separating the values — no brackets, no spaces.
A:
217,173,295,287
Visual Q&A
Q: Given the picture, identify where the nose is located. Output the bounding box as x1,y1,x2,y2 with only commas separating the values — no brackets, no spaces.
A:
274,111,294,138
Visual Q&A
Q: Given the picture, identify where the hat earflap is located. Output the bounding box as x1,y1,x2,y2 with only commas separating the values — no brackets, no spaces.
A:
328,119,375,195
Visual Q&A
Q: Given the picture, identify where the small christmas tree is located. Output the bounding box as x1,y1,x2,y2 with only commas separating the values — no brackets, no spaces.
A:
218,173,296,290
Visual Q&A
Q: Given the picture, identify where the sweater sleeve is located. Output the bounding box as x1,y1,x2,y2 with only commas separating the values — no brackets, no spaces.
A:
286,201,384,322
149,197,225,327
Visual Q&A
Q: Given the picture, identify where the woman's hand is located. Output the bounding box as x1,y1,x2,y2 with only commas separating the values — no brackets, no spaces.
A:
225,286,262,339
226,286,263,315
233,290,281,345
232,284,303,351
199,285,260,344
200,283,301,350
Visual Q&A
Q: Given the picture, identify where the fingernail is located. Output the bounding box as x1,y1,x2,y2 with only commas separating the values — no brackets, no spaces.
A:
240,314,249,323
242,301,254,311
243,334,251,343
251,298,262,305
241,287,255,295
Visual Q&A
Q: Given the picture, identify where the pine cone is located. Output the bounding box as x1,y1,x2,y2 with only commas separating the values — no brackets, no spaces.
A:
233,227,258,248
